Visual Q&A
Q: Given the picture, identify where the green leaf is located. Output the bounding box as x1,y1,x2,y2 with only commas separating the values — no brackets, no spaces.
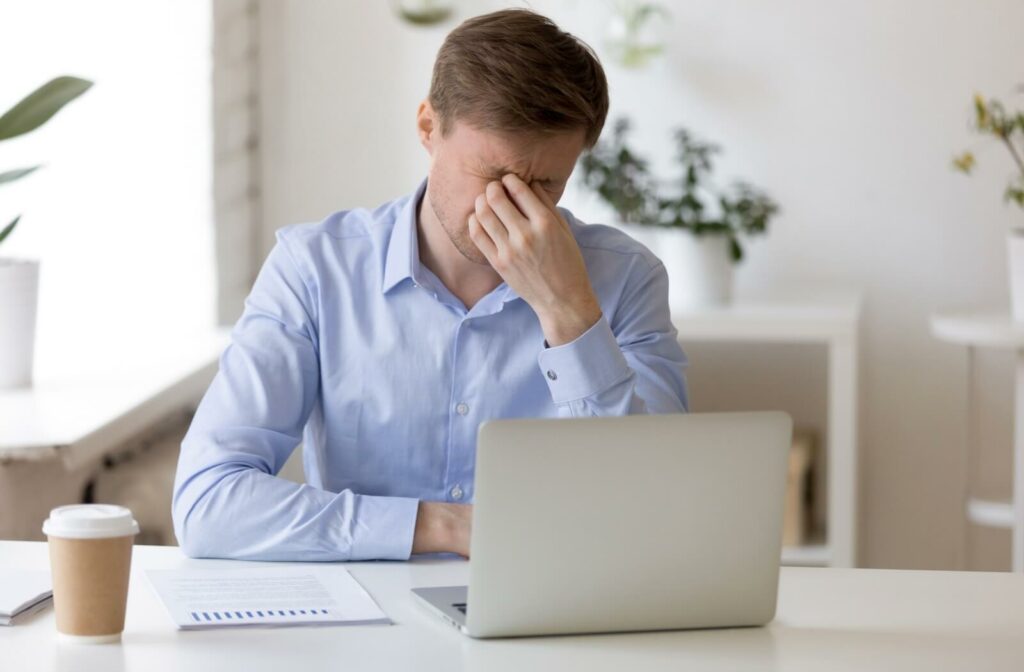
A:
0,76,93,142
396,6,451,25
729,237,743,263
0,215,21,246
973,93,990,132
0,165,41,186
1005,183,1024,209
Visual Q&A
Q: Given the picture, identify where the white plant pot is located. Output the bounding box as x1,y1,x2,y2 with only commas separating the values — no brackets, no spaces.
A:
0,259,40,388
617,225,734,310
652,229,734,310
1010,231,1024,322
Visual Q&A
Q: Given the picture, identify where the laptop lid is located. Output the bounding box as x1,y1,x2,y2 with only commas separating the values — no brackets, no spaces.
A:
465,411,793,638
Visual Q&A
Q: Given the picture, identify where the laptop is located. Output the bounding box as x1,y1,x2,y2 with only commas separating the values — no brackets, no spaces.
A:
412,411,793,638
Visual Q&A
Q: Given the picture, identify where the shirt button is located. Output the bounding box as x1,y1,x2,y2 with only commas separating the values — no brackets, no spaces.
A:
455,402,469,415
546,370,558,381
450,485,464,500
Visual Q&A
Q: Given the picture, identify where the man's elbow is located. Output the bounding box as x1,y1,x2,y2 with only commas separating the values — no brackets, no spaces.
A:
172,494,210,558
171,474,227,559
172,464,262,559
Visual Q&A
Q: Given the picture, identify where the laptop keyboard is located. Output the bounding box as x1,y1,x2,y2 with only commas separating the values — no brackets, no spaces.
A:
453,602,467,615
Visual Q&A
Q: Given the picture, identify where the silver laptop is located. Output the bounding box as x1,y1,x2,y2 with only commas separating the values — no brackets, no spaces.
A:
412,411,793,638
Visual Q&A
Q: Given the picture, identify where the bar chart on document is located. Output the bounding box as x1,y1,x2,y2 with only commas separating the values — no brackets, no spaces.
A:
146,566,391,629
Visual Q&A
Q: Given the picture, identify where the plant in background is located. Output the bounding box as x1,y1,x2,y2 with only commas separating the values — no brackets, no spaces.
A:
605,1,670,69
580,118,779,262
952,91,1024,221
391,0,453,26
0,76,93,248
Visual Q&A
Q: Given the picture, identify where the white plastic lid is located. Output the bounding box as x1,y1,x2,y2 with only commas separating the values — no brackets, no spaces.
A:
42,505,140,539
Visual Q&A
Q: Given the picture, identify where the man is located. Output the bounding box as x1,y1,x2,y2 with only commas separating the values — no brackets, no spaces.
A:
172,9,688,562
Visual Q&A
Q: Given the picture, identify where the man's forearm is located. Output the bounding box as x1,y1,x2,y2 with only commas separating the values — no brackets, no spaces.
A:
536,299,603,347
173,456,419,561
412,501,473,556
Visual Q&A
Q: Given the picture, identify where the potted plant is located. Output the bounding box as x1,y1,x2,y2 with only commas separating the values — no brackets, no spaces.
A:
0,76,92,388
604,1,669,69
953,91,1024,321
580,118,779,308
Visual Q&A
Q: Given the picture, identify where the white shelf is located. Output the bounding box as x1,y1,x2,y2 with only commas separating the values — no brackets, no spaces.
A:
930,310,1024,349
967,498,1014,529
782,543,830,567
672,291,861,343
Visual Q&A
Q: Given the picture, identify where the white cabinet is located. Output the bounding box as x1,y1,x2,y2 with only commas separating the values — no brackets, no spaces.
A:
673,292,862,567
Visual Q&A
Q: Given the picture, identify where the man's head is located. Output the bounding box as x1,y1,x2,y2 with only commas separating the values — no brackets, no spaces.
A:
416,9,609,265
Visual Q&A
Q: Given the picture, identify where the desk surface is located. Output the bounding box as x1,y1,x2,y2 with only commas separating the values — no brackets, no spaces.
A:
2,541,1023,672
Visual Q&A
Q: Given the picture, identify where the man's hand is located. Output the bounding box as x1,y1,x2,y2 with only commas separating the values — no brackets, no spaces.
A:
412,501,472,557
468,174,602,346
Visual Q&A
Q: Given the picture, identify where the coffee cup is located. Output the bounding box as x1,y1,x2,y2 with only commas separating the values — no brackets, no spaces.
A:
42,504,139,644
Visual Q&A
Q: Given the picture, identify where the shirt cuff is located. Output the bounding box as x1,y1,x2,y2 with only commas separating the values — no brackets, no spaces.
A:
537,316,631,404
347,494,420,561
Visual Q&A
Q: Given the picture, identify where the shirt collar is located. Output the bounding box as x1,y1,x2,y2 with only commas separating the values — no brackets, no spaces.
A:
381,178,427,295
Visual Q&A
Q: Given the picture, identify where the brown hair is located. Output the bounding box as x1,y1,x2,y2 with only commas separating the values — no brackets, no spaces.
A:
428,8,609,148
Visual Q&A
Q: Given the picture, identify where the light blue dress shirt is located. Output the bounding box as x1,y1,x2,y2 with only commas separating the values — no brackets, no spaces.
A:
173,179,688,562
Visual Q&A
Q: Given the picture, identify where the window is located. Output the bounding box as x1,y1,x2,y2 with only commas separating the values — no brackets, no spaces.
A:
0,1,214,351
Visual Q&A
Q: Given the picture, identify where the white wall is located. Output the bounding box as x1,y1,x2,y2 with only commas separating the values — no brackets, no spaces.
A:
257,0,1024,569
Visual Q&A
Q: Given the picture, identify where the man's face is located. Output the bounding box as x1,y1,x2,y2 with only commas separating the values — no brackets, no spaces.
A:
420,107,586,266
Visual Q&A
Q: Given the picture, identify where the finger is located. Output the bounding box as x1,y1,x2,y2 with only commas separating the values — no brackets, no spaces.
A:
530,180,557,210
467,214,498,260
500,173,550,221
475,193,510,246
484,180,529,235
529,182,568,228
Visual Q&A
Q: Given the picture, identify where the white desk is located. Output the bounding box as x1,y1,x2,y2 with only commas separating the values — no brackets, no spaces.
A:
2,541,1022,671
673,292,861,568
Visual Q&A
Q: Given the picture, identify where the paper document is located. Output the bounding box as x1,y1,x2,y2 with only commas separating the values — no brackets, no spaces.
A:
0,570,53,626
146,566,390,629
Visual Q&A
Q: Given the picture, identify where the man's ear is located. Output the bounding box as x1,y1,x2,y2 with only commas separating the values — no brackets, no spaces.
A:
416,100,437,155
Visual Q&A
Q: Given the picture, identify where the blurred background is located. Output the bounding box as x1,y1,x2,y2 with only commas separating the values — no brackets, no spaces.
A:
1,0,1022,573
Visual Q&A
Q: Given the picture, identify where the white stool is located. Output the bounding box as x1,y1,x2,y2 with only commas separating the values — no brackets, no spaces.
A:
931,310,1024,572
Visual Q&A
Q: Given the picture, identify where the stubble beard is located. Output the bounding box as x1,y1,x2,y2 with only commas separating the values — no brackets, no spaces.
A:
428,187,491,267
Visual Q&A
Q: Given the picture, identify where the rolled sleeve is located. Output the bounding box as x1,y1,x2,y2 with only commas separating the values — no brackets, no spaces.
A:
347,494,421,561
537,316,631,404
535,253,688,417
